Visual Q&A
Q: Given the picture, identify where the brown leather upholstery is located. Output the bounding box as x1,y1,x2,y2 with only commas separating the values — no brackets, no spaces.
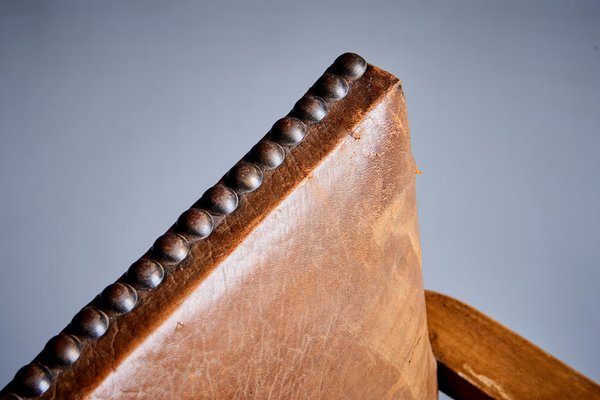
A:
1,55,437,399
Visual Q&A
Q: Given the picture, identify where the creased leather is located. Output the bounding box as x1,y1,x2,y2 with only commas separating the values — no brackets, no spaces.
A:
36,66,437,399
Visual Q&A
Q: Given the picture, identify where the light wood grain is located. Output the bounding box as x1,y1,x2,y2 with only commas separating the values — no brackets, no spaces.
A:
425,290,600,400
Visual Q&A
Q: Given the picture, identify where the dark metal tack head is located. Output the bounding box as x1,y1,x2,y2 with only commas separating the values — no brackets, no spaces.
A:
249,140,285,170
311,73,349,102
329,52,367,81
126,258,164,290
200,184,239,216
176,208,214,239
13,363,52,397
151,233,190,265
226,161,264,193
43,333,82,366
269,117,306,145
100,282,138,315
292,95,328,124
70,307,109,339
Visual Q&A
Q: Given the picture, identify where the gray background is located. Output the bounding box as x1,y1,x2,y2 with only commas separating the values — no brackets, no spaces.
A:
1,0,599,392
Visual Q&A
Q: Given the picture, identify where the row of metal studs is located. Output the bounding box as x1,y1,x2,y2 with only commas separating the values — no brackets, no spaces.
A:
3,53,368,400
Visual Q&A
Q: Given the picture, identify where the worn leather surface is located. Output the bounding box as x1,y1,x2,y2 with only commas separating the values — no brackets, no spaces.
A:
36,65,437,399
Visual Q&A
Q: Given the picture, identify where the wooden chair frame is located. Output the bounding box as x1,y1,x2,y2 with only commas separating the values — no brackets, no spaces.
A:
426,291,600,399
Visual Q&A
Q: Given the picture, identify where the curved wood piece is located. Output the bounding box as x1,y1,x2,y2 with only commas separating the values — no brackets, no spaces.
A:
425,290,600,400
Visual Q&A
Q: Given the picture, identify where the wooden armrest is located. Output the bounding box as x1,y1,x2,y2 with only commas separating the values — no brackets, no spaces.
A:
425,290,600,399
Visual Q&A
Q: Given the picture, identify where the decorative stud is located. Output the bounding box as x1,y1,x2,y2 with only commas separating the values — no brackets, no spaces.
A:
226,161,263,193
151,233,190,265
292,95,328,124
248,139,285,170
127,259,164,290
311,73,349,102
100,283,138,315
176,208,214,240
329,52,367,81
269,117,306,145
43,333,82,366
70,307,109,339
199,184,239,215
13,363,52,397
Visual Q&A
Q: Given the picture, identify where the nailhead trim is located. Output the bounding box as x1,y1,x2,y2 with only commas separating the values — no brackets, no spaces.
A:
1,52,368,398
99,283,138,316
225,161,264,194
199,184,239,216
69,307,109,339
151,233,190,265
269,116,306,146
292,94,328,124
248,140,285,170
126,258,164,290
176,208,214,241
42,334,81,367
13,363,52,398
310,72,349,102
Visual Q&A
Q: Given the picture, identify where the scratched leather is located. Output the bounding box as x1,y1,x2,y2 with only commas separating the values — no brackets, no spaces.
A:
31,66,437,399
